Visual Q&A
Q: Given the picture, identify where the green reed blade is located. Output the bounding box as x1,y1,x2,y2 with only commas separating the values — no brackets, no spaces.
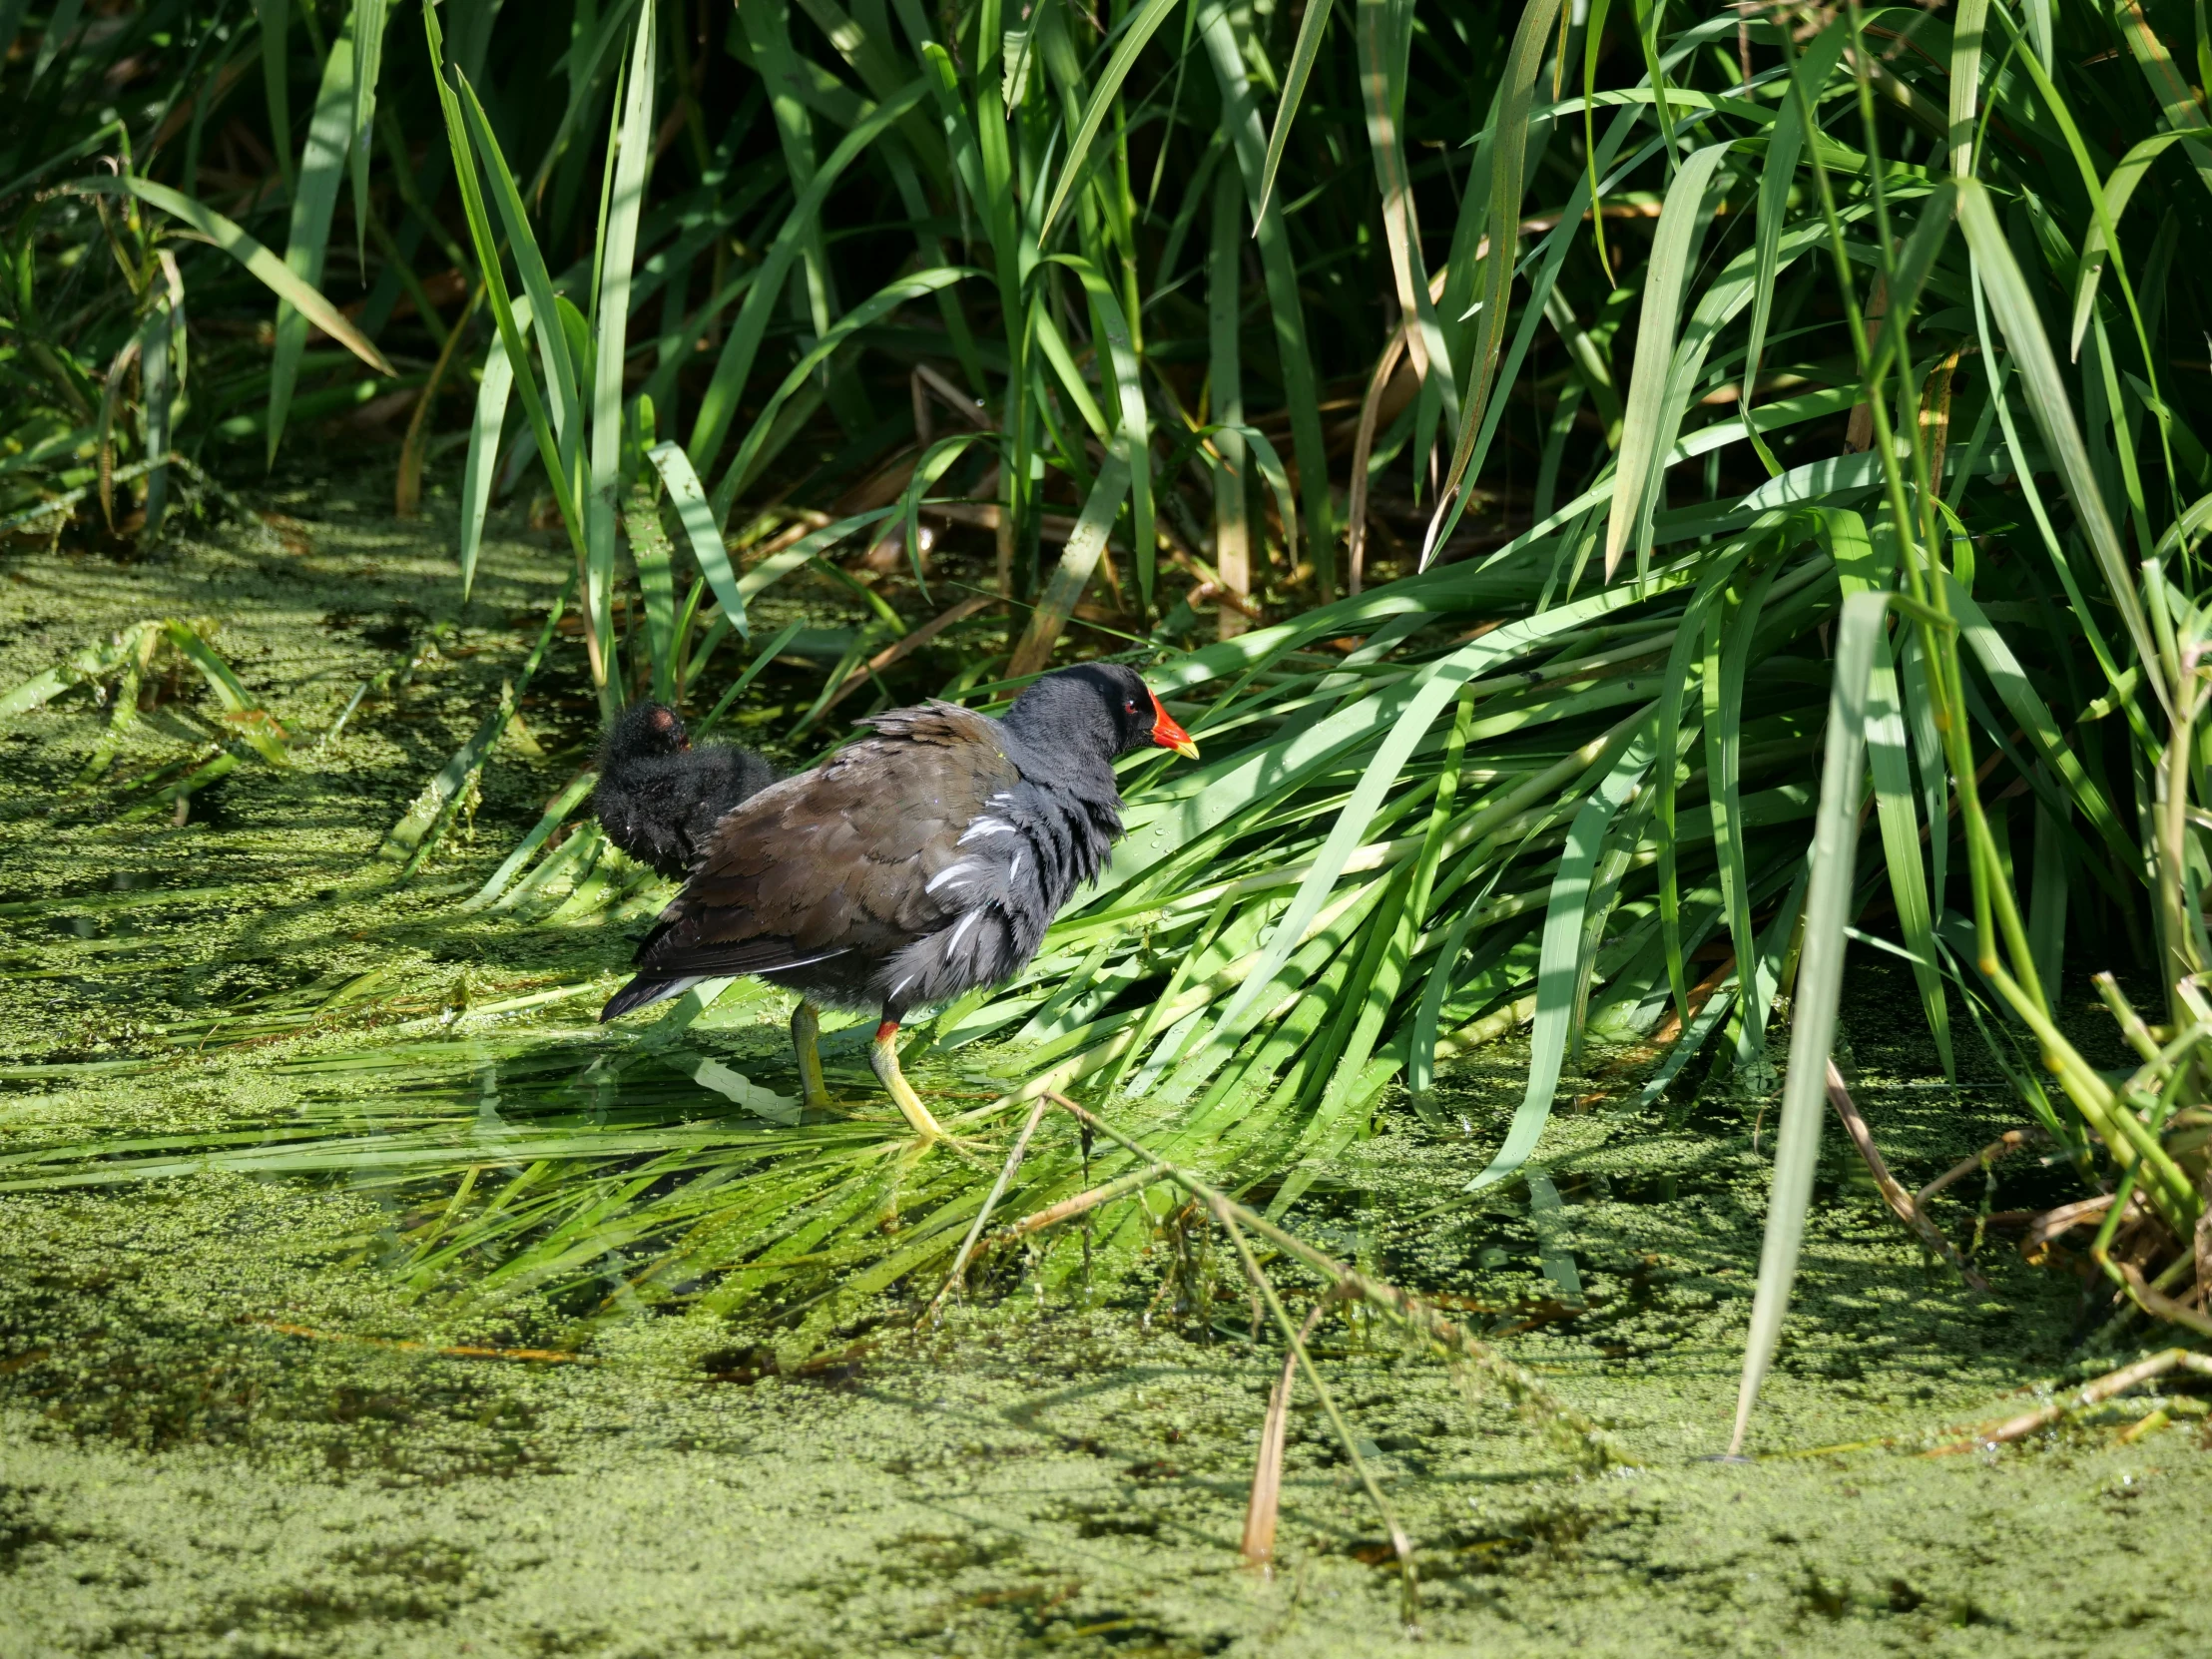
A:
454,67,586,491
265,16,357,465
640,439,743,640
1046,251,1151,607
1727,588,1885,1457
422,0,582,555
1740,23,1847,479
1008,448,1131,678
1603,139,1733,581
89,177,391,377
1207,169,1250,633
1038,0,1181,239
1422,0,1562,569
1463,719,1655,1192
159,621,291,765
1201,0,1333,600
1827,508,1951,1077
1255,0,1333,220
1199,583,1681,1060
462,769,600,911
457,296,531,603
1702,554,1780,1058
349,0,389,269
685,80,932,477
710,265,975,520
628,484,678,706
1355,0,1454,421
1317,683,1476,1123
1654,543,1750,1019
1957,179,2163,711
586,2,659,703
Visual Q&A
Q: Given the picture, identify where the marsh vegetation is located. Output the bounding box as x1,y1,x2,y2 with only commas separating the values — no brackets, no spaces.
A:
5,0,2212,1648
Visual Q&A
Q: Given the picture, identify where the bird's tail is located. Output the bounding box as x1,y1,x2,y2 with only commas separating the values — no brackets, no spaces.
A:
599,975,703,1022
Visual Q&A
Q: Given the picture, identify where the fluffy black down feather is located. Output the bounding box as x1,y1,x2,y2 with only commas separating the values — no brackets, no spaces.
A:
593,702,779,879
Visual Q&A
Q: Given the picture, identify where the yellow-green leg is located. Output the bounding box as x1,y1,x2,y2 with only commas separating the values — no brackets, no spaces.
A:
870,1020,944,1141
791,1000,832,1110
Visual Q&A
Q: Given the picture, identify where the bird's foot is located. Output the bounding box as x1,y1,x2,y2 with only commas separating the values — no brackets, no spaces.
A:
869,1021,989,1158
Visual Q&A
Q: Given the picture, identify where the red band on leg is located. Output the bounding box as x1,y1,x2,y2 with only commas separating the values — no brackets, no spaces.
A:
874,1020,900,1043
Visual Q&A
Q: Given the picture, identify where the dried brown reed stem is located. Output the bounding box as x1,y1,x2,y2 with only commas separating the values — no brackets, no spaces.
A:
2114,1260,2212,1339
1040,1093,1627,1467
920,1091,1052,1324
1915,1126,2045,1208
1927,1348,2212,1455
1242,1302,1326,1570
2023,1191,2140,1255
1213,1201,1418,1622
1825,1062,1989,1291
988,1167,1160,1249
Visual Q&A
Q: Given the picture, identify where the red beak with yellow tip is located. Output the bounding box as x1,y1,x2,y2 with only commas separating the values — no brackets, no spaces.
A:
1147,686,1200,760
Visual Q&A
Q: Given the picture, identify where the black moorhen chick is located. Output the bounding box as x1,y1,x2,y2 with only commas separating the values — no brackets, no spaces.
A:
594,701,780,878
599,664,1199,1140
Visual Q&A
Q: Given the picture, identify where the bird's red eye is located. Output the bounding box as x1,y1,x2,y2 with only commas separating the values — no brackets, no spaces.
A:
1125,698,1137,712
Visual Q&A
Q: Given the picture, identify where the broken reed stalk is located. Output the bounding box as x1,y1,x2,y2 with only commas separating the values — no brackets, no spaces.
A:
1915,1126,2046,1209
1038,1093,1624,1468
987,1167,1161,1249
2114,1260,2212,1340
1215,1204,1418,1623
923,1089,1054,1324
1927,1348,2212,1455
1825,1062,1989,1292
1242,1302,1327,1571
1030,1092,1627,1450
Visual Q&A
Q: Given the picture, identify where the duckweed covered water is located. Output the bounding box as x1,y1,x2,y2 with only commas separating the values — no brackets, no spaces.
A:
3,487,2208,1656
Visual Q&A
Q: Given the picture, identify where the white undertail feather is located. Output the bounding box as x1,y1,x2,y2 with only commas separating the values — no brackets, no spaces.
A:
925,858,981,893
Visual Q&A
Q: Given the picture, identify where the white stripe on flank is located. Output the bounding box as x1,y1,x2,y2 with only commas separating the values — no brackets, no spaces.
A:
925,859,978,894
958,817,1015,843
946,909,982,953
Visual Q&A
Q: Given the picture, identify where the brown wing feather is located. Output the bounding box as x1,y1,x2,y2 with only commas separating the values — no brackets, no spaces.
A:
630,704,1016,977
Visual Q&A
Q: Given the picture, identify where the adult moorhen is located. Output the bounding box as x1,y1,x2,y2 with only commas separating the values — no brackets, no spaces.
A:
599,664,1199,1140
594,701,780,878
